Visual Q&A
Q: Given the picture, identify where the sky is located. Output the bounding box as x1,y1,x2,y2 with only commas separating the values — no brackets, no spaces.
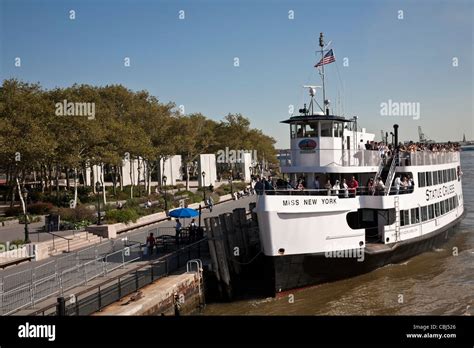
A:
0,0,472,148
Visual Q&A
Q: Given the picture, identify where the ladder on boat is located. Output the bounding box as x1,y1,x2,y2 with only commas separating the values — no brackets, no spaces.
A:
394,196,401,242
383,151,399,195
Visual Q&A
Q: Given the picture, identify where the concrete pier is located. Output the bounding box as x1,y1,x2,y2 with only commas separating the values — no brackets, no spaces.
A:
94,273,203,316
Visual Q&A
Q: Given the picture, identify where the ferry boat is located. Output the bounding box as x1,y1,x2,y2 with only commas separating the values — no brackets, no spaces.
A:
256,34,465,294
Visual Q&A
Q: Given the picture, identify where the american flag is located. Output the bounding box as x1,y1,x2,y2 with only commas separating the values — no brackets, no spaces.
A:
314,49,335,67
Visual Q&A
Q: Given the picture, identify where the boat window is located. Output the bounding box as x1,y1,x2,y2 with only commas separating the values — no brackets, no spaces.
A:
433,171,438,185
442,170,447,183
437,170,443,184
295,124,305,138
320,121,332,137
418,172,425,188
426,172,432,186
440,200,446,215
421,206,428,221
428,204,434,219
305,122,318,137
291,124,296,139
333,122,343,137
434,202,440,217
410,208,419,224
454,195,458,207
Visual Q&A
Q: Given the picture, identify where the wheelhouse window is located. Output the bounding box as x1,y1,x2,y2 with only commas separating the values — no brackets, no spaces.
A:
320,121,332,137
333,122,343,137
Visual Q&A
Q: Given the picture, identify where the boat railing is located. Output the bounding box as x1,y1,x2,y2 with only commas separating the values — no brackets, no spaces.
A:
279,149,460,168
279,149,381,167
260,186,413,197
399,150,460,166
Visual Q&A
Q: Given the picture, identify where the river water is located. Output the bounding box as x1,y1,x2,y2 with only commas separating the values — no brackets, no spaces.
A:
203,151,474,315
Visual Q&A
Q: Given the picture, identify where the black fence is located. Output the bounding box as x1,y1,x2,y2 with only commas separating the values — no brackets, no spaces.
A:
31,238,209,316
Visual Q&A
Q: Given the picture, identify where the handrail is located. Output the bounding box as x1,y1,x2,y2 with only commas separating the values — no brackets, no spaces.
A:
27,238,209,316
384,151,399,195
46,232,73,253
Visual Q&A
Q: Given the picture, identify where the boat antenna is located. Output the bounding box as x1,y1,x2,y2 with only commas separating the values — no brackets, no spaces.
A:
303,85,322,114
319,32,327,115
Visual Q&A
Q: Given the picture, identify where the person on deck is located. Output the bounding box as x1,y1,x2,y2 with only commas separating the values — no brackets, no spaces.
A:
349,176,359,197
146,232,155,257
175,219,182,245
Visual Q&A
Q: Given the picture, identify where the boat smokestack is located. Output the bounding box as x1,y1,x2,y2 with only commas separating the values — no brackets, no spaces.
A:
393,124,399,147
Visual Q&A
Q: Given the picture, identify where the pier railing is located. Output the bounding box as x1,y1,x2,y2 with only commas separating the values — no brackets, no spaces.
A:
0,224,206,316
19,238,209,316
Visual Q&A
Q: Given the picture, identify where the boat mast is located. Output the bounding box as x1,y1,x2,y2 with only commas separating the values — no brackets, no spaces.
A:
319,32,326,115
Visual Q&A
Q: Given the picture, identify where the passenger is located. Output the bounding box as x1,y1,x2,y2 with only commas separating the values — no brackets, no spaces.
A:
342,178,349,198
297,180,305,191
332,180,340,196
254,177,264,195
367,177,375,196
401,176,408,194
349,176,359,197
407,175,414,193
375,177,385,195
393,174,401,195
314,176,321,194
325,179,332,196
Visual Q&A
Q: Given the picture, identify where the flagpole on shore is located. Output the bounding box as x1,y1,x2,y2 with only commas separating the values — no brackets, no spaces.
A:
319,32,326,115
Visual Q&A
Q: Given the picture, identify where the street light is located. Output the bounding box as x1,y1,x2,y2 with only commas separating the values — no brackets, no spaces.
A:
22,188,30,243
201,171,206,201
95,181,102,225
162,175,168,211
229,173,233,197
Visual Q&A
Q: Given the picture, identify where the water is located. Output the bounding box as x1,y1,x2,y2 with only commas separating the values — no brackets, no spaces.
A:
203,152,474,315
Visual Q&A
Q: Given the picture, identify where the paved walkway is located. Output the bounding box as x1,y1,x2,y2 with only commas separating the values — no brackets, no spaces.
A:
0,195,256,278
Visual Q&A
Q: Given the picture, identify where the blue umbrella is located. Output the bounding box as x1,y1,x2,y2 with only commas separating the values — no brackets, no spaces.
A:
168,207,199,218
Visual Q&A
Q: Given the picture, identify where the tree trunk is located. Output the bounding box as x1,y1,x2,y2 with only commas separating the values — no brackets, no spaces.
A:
185,162,190,191
112,165,117,196
65,167,70,190
16,177,26,216
71,168,77,208
130,158,134,199
101,164,107,205
137,157,142,197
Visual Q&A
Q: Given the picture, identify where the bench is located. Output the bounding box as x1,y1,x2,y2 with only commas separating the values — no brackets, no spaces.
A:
0,256,34,269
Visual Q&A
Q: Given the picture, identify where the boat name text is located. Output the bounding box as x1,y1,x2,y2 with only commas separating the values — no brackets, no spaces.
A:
282,198,337,206
425,184,455,201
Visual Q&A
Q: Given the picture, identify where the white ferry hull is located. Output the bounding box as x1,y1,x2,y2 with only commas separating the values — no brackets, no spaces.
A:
263,211,464,294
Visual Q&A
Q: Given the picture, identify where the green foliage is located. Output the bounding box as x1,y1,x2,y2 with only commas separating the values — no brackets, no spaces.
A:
27,202,54,215
18,215,41,223
57,205,95,223
105,208,139,224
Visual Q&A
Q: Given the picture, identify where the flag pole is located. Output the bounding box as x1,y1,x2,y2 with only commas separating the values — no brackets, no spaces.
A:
319,32,326,115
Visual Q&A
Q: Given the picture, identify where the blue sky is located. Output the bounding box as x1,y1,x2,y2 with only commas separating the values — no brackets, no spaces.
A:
1,0,472,148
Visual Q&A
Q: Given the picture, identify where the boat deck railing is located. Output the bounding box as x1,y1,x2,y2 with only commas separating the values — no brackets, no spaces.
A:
279,149,460,168
260,186,413,197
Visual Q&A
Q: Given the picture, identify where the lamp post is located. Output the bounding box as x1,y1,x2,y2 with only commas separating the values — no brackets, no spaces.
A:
229,173,233,197
162,175,168,211
95,181,102,225
22,188,30,243
201,171,206,201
